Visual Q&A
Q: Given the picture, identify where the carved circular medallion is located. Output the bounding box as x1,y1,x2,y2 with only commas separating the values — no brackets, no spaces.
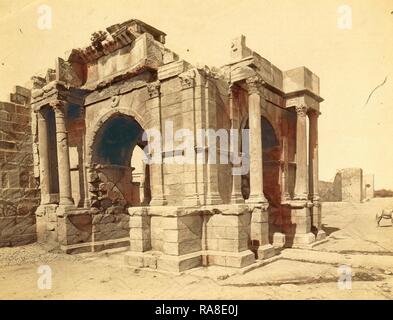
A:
110,95,120,108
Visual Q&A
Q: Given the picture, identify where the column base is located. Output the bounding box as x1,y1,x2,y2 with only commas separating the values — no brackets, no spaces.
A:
182,195,200,207
246,194,268,204
125,251,202,273
316,230,326,241
205,193,222,205
272,232,286,248
124,249,257,272
230,193,245,204
293,194,308,201
292,232,316,247
150,198,168,206
207,250,255,268
256,244,275,260
56,204,76,217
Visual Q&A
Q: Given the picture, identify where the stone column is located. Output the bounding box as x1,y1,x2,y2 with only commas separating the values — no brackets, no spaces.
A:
308,110,325,240
205,77,221,205
308,111,319,201
37,110,51,205
180,71,200,206
146,81,167,206
229,84,244,204
246,76,267,204
294,104,308,200
281,135,291,202
52,100,74,206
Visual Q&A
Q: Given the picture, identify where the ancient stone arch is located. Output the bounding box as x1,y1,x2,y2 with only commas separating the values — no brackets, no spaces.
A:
86,107,147,168
28,19,325,269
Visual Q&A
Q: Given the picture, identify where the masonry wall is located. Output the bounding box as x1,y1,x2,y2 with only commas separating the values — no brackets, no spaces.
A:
319,168,365,203
0,87,40,247
341,168,363,203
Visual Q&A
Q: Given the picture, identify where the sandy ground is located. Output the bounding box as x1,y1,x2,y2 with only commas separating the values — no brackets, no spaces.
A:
0,197,392,300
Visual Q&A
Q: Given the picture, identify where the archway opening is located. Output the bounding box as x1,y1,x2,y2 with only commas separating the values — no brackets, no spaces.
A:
91,114,149,207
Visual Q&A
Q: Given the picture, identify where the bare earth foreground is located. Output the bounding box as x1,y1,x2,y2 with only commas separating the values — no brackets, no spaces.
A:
0,198,392,300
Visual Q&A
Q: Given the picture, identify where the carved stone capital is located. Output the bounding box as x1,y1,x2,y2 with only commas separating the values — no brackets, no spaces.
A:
146,81,161,99
179,71,196,90
246,76,263,95
308,109,320,119
50,99,67,112
295,104,308,117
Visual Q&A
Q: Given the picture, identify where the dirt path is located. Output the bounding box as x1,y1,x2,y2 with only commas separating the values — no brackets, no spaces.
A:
0,198,392,300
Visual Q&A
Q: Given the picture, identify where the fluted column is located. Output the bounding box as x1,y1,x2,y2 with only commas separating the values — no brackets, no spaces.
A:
246,76,267,204
229,84,244,203
308,111,320,201
294,104,308,200
37,110,51,205
146,81,167,206
52,100,74,206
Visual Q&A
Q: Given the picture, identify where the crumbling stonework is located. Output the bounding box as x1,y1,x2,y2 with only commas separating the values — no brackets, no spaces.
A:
341,168,363,203
0,87,40,247
319,168,373,203
11,18,326,271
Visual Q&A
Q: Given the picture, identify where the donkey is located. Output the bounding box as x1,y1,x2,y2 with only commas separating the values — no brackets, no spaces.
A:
376,208,393,227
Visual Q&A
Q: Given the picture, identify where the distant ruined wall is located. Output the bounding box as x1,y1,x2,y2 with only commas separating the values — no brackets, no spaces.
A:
341,168,363,203
319,168,365,203
0,87,39,247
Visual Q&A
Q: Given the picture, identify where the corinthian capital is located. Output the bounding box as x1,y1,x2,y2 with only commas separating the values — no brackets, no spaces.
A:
295,104,308,117
50,99,67,114
179,70,196,90
246,76,263,95
147,81,161,99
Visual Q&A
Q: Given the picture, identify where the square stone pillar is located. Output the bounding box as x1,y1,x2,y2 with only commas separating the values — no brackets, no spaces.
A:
179,71,200,206
288,201,316,246
129,211,151,252
146,81,167,206
206,207,255,268
250,205,275,259
204,77,222,205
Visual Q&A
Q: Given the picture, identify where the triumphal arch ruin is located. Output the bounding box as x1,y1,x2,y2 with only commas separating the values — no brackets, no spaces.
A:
31,19,325,272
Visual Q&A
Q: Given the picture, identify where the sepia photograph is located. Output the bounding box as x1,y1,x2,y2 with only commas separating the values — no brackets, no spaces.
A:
0,0,392,305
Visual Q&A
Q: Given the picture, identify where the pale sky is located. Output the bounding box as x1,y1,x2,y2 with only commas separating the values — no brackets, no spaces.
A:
1,0,392,189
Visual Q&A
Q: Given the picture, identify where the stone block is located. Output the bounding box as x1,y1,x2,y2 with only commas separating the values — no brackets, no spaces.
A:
256,244,275,260
158,60,191,81
218,238,247,252
272,232,286,248
225,250,255,268
129,239,151,252
292,232,316,246
157,253,202,272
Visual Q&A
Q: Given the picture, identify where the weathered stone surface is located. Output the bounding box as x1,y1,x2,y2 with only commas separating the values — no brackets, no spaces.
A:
3,18,324,272
0,89,38,248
